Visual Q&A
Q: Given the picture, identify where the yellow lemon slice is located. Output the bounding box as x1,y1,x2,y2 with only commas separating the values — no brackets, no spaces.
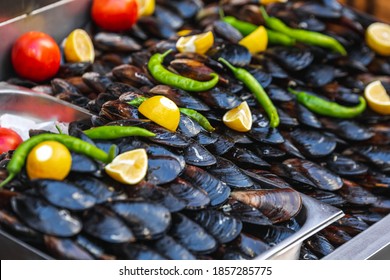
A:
223,101,253,132
137,0,155,17
105,149,148,185
239,25,268,54
364,80,390,115
138,96,180,131
261,0,287,4
26,141,72,180
366,22,390,56
176,31,214,55
64,29,95,63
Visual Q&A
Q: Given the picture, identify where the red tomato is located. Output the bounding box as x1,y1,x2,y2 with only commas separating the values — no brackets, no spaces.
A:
0,128,23,154
11,31,61,82
91,0,138,32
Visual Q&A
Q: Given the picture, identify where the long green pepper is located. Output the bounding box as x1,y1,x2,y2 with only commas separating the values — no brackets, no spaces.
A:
218,58,280,128
288,88,366,118
260,7,347,55
0,134,115,188
148,50,219,92
222,16,296,46
83,126,156,140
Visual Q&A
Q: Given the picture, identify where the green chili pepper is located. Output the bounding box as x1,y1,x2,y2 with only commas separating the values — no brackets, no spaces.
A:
128,97,215,132
179,108,215,132
83,126,156,140
288,88,366,118
218,58,279,128
148,50,219,92
128,97,149,107
222,16,296,46
0,134,114,188
260,7,347,55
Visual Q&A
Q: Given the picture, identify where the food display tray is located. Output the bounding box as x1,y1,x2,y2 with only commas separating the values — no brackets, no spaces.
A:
0,83,343,260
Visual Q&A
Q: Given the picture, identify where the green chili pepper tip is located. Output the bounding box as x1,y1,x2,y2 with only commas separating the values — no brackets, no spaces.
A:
179,108,215,132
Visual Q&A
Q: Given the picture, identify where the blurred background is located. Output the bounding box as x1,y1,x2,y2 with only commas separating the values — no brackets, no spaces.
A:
339,0,390,22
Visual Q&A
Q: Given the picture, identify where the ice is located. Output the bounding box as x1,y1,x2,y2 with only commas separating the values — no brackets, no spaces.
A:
0,114,69,140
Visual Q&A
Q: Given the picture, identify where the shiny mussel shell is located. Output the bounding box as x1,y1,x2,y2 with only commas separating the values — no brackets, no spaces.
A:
11,196,82,237
170,213,217,254
36,180,96,211
231,188,302,223
110,200,171,240
189,209,243,243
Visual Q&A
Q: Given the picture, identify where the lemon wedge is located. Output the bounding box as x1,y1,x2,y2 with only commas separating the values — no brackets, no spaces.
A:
239,25,268,54
366,22,390,56
176,31,214,55
223,101,253,132
137,0,155,17
105,149,148,185
364,80,390,115
138,96,180,131
64,29,95,63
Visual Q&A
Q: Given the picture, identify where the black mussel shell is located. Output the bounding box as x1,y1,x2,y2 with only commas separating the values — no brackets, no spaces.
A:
119,243,167,260
183,141,216,167
44,236,94,260
11,196,82,237
72,176,116,204
231,188,302,224
267,47,314,72
147,154,184,185
207,156,253,188
210,44,251,67
223,199,272,226
189,209,242,243
178,114,202,138
82,206,135,243
153,235,196,260
305,234,335,258
227,233,270,259
290,128,337,158
182,165,230,207
170,213,217,254
281,159,343,191
326,154,368,176
167,178,210,210
36,180,96,211
111,200,171,240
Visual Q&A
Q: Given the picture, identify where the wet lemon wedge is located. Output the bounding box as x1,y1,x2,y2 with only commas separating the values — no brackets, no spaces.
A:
64,29,95,63
26,141,72,180
261,0,287,4
364,80,390,115
366,22,390,56
105,149,148,185
137,0,155,17
138,96,180,131
239,25,268,54
223,101,253,132
176,31,214,55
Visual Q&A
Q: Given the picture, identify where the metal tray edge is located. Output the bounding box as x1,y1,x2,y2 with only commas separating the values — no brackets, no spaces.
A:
256,194,344,260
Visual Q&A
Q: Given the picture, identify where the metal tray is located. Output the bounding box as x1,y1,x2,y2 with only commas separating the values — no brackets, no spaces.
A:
0,83,344,260
324,214,390,260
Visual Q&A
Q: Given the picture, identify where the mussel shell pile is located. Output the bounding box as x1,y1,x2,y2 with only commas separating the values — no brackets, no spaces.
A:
1,0,390,260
